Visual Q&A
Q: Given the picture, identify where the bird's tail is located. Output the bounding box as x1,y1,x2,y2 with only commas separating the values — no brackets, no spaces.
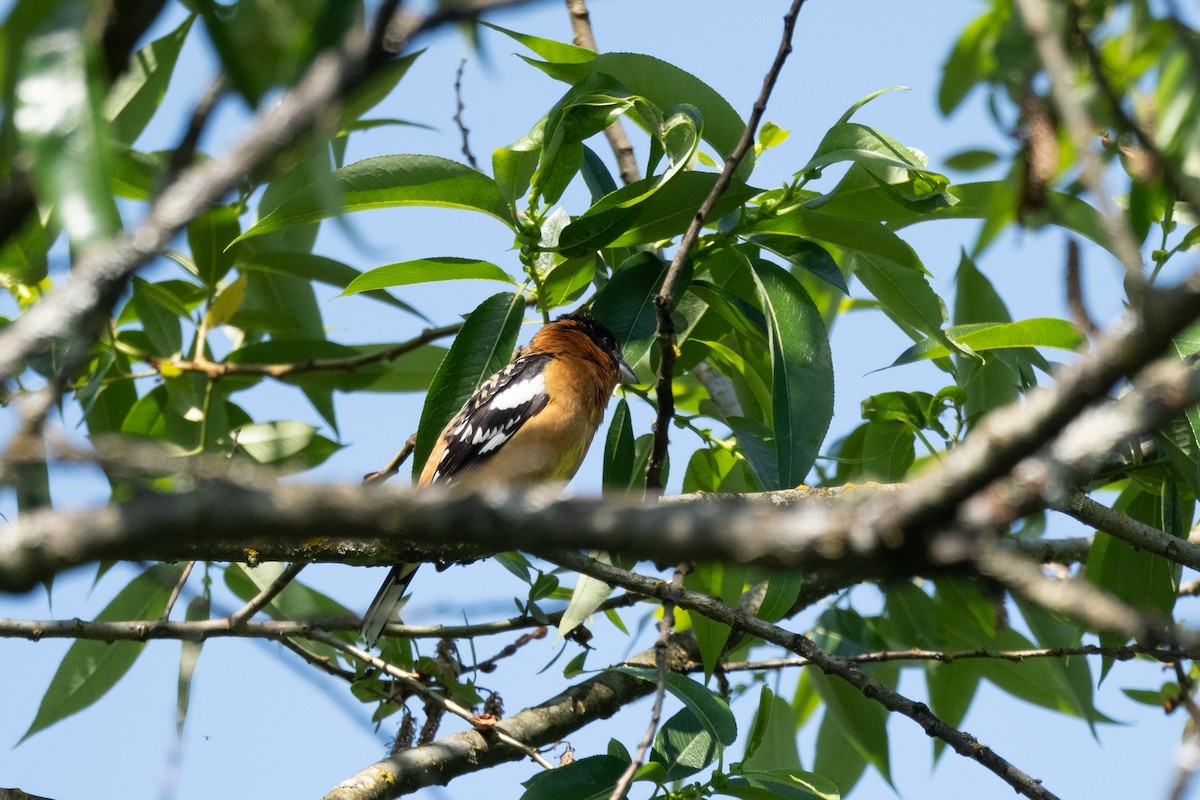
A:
360,563,420,646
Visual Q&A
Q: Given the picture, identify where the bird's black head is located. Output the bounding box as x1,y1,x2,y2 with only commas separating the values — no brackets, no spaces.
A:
555,311,637,384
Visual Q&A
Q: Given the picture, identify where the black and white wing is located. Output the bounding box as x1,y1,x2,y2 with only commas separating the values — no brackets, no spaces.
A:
430,352,554,484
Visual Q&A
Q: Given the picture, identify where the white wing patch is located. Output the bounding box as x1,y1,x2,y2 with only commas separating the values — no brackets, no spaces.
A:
489,373,546,411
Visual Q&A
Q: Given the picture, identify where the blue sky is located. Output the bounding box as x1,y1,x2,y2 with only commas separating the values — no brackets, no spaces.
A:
1,2,1194,799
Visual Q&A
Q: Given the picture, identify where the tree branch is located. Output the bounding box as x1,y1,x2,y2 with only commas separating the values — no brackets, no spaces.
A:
323,635,696,800
0,482,1086,594
645,0,808,489
1053,490,1200,571
705,641,1193,674
544,551,1062,800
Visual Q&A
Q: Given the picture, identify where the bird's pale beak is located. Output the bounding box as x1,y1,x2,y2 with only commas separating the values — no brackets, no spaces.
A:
617,355,637,385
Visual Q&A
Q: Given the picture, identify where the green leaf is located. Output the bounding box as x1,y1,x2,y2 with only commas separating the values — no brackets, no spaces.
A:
609,173,759,248
177,591,210,735
205,272,247,330
482,23,596,64
199,0,355,105
683,447,756,494
130,277,184,357
685,561,745,679
188,204,241,289
887,182,1117,259
742,687,803,773
496,35,752,180
726,770,842,800
12,0,120,251
590,252,677,367
727,416,779,490
0,213,50,286
559,172,754,257
812,710,869,795
860,420,915,481
231,271,324,339
835,85,908,124
749,260,834,489
809,671,892,785
925,661,981,761
105,15,194,145
803,121,951,207
235,155,517,244
237,250,423,318
952,249,1025,420
337,51,423,130
224,563,353,662
1086,483,1184,658
342,257,514,294
938,13,997,115
852,251,953,348
651,707,721,780
233,420,318,463
616,666,737,745
603,398,636,489
413,292,526,475
22,564,185,742
943,148,1000,171
557,553,616,640
754,207,926,274
891,318,1083,365
520,755,628,800
757,572,804,622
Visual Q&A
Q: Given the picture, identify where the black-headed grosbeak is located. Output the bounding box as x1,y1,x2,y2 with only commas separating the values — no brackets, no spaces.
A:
361,311,636,644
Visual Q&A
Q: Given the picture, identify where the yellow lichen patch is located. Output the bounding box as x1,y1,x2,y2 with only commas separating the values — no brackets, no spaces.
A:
301,536,336,554
242,548,259,566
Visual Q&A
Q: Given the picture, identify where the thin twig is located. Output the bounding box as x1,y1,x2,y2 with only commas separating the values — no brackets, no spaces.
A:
546,549,1062,800
1065,239,1100,337
1168,661,1200,800
162,74,229,190
1053,490,1200,571
0,594,644,643
474,626,547,673
452,59,479,170
701,642,1191,674
1012,0,1145,287
309,630,555,770
150,323,462,380
608,564,686,800
160,562,195,622
973,542,1167,645
225,562,306,627
363,433,417,487
645,0,808,489
278,636,358,682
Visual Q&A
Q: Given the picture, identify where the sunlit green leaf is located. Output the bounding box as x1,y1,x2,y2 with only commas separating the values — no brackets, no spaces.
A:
105,14,194,145
750,259,834,489
12,1,120,251
412,292,526,476
236,155,517,245
22,564,185,741
342,257,514,294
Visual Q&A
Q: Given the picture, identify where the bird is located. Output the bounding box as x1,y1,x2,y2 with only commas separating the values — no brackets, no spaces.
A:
360,310,637,645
